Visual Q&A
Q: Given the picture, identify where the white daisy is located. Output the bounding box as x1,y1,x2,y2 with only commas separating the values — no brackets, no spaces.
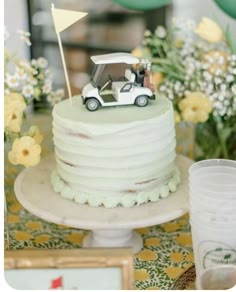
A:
155,26,167,39
22,85,34,98
144,30,151,37
37,57,48,69
16,67,27,80
43,82,52,94
5,73,19,88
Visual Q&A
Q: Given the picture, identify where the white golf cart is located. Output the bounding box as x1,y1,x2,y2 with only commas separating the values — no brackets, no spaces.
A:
82,53,155,111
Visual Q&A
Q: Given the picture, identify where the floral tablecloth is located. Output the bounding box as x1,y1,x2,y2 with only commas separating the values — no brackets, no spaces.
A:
5,113,195,290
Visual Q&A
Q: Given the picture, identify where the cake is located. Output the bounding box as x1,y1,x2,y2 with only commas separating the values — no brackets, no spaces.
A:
51,96,180,208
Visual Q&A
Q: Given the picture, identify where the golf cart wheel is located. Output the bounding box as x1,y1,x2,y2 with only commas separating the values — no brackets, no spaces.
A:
86,98,100,111
135,95,149,107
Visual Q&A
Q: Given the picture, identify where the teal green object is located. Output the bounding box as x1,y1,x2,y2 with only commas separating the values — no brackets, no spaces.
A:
112,0,171,11
214,0,236,19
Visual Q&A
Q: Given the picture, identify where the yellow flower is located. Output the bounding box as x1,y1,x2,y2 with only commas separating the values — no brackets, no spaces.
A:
4,92,26,132
195,17,223,43
152,72,164,90
134,269,150,281
15,231,32,241
131,47,151,59
66,232,84,244
28,126,44,144
165,266,184,279
179,92,212,123
203,50,228,75
34,234,51,244
186,253,194,262
144,237,160,247
7,215,20,224
135,227,149,235
170,252,184,263
8,136,41,167
137,250,157,261
176,234,193,246
174,111,181,123
162,222,180,232
26,221,42,230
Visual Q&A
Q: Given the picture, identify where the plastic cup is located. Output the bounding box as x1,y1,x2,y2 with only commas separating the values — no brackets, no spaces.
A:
189,159,236,194
197,265,236,290
190,221,236,286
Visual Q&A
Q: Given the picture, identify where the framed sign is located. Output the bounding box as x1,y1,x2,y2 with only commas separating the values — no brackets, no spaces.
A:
5,248,134,290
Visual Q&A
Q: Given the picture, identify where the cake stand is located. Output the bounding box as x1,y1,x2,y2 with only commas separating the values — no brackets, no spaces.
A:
14,155,192,253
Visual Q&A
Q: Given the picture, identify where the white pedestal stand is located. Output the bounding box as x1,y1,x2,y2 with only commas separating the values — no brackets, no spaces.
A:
14,155,192,253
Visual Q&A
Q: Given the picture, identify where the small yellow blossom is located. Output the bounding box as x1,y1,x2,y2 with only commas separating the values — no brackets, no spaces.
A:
170,252,184,263
165,266,185,279
34,234,51,244
195,17,223,43
131,47,151,59
15,231,32,241
152,72,164,90
66,232,84,245
203,50,228,75
176,233,193,246
144,237,160,247
4,92,26,132
179,92,212,123
137,250,157,261
8,136,41,167
134,269,150,281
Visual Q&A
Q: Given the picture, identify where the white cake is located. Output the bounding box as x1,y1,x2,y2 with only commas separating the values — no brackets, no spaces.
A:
51,96,180,208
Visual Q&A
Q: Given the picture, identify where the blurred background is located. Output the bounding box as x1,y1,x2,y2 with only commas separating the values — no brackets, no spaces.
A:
4,0,236,103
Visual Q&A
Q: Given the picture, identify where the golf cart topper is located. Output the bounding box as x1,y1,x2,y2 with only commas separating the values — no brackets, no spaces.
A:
91,53,140,65
82,52,155,111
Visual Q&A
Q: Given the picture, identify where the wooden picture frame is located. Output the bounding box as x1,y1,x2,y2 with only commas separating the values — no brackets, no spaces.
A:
5,248,134,290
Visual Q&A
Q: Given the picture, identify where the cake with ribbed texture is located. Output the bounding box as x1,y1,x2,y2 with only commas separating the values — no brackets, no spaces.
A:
51,96,180,208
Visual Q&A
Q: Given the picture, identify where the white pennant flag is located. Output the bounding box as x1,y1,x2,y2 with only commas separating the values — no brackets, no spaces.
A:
51,7,87,34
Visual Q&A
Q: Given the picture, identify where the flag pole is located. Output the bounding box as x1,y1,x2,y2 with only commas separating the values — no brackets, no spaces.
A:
51,4,72,106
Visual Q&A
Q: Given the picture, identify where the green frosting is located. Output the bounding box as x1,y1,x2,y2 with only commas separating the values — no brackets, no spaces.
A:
51,168,181,208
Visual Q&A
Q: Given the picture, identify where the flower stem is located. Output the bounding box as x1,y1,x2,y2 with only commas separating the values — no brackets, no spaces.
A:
215,117,229,159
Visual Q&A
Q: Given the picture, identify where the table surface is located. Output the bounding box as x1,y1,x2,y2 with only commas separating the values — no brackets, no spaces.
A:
5,113,195,290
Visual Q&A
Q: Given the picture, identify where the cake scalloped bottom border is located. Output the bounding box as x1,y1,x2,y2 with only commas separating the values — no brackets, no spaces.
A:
51,168,181,208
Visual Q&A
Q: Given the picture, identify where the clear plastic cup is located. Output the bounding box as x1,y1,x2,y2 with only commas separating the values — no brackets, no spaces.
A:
198,265,236,290
190,221,236,286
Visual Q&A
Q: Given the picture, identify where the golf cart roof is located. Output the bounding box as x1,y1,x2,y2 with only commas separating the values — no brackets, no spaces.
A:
91,53,140,65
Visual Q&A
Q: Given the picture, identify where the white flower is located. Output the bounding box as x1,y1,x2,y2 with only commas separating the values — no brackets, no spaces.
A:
37,57,48,69
31,59,38,66
22,85,34,98
42,82,52,94
17,30,31,46
214,77,222,85
144,30,151,37
18,59,31,70
27,76,38,86
155,26,167,38
226,75,234,83
232,84,236,95
15,67,27,80
47,93,61,106
55,89,64,98
5,73,19,88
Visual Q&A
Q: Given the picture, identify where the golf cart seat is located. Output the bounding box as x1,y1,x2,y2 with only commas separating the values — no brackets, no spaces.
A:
125,69,136,83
